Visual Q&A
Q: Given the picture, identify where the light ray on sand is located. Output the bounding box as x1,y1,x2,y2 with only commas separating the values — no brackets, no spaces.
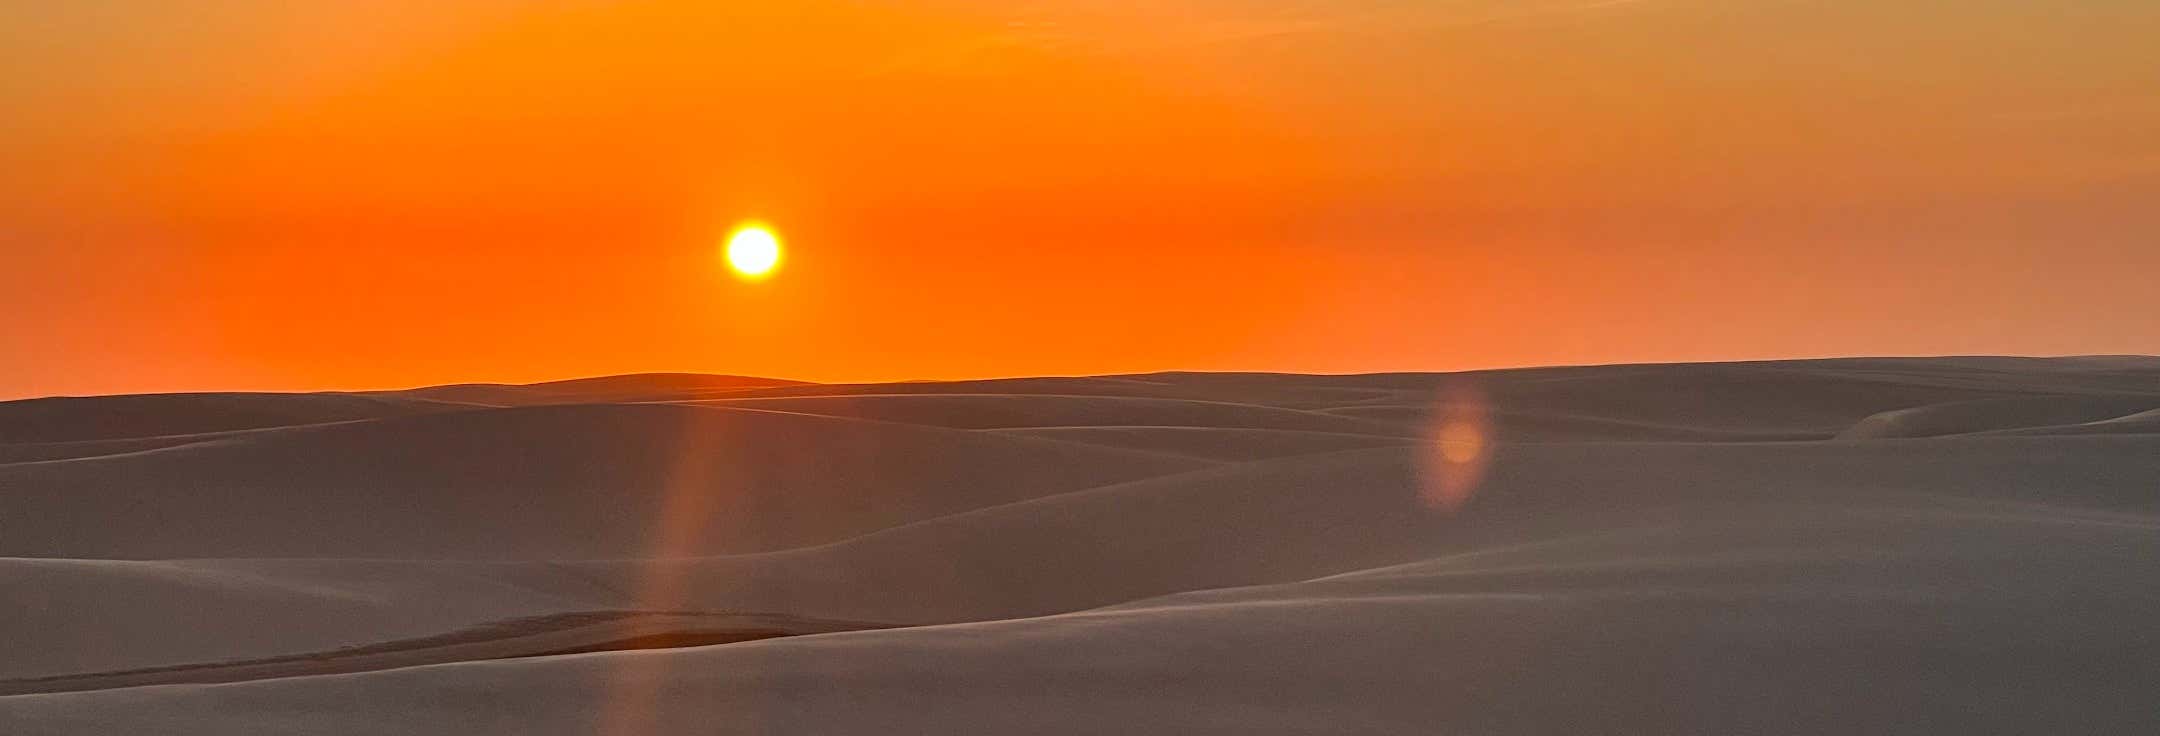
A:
598,413,736,736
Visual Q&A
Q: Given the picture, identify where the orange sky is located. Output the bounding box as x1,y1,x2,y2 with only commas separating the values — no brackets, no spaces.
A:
5,0,2158,398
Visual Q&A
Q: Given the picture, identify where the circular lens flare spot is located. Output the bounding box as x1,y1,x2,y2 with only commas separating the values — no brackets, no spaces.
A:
725,224,783,280
1437,421,1486,465
1421,380,1493,512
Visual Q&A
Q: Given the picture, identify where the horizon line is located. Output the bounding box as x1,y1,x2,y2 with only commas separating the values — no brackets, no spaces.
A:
7,352,2155,403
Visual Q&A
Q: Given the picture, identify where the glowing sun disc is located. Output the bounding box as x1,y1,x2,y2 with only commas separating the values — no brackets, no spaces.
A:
725,224,783,280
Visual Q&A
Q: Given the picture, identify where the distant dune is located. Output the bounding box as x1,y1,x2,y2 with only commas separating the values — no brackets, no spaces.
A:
4,358,2159,734
383,373,812,407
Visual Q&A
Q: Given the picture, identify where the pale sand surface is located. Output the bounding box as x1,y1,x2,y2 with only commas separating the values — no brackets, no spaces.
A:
4,357,2159,733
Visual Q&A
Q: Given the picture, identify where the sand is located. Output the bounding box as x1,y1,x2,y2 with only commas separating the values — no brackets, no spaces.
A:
4,358,2159,733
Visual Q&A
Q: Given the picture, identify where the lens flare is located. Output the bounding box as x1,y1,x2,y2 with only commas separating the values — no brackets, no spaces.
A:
600,420,725,736
1420,380,1493,512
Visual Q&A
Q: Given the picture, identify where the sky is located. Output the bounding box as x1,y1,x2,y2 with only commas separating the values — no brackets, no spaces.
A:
4,0,2157,398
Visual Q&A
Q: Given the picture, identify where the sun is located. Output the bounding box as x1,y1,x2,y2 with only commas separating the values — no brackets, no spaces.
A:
724,223,784,281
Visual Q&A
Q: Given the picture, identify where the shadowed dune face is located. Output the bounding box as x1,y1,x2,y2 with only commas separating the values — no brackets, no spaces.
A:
3,358,2160,734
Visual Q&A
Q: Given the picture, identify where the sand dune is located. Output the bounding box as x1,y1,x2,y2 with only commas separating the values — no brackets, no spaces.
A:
0,392,460,444
9,501,2155,734
1,611,887,696
1837,394,2160,439
0,403,1204,559
1981,407,2160,436
705,375,1411,409
0,428,278,465
386,373,811,407
4,358,2159,733
988,426,1416,460
683,393,1416,435
0,556,629,679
